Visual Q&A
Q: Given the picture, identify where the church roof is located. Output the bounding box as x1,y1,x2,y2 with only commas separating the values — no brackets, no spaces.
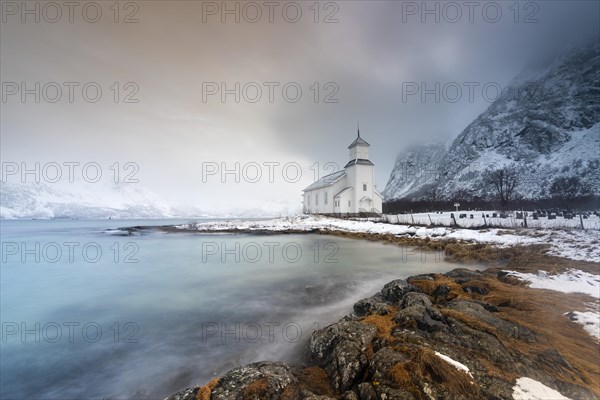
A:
303,170,346,192
344,159,374,168
348,136,370,149
334,187,352,198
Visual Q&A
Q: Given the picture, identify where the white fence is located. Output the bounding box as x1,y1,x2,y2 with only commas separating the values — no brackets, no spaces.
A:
380,211,600,230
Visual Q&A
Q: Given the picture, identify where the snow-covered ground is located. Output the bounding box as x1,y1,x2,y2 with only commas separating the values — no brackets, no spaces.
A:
179,215,600,262
506,270,600,342
568,308,600,341
505,270,600,299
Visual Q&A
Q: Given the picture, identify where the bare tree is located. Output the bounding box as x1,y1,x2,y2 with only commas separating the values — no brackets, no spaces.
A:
483,167,520,210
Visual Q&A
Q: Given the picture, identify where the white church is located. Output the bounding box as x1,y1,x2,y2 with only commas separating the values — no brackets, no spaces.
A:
303,128,383,216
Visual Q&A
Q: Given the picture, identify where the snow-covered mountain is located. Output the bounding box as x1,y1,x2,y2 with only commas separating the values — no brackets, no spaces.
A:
384,39,600,201
0,181,176,219
382,143,447,200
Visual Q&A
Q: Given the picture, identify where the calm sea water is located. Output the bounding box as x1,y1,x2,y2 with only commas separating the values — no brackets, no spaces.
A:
0,219,476,399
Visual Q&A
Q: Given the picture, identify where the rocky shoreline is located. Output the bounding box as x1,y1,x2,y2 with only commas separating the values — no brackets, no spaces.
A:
165,267,599,400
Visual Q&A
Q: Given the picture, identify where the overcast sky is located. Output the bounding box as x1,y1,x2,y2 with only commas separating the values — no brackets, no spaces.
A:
1,1,599,215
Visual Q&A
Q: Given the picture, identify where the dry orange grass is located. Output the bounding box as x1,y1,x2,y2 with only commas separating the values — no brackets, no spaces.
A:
195,378,219,400
297,366,335,397
410,275,471,302
481,278,600,394
414,349,480,397
241,378,269,400
362,310,398,342
381,347,481,398
387,362,412,387
422,273,600,397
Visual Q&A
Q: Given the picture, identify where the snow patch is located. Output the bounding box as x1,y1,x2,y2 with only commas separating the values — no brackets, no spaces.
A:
433,351,473,378
566,301,600,342
505,269,600,299
567,311,600,341
512,377,572,400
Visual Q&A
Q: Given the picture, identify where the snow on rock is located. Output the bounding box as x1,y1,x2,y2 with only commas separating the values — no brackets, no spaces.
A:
512,377,572,400
433,351,473,378
505,269,600,299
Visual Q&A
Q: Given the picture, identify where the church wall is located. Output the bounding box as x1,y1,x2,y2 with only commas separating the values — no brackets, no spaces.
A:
347,164,375,213
303,178,345,214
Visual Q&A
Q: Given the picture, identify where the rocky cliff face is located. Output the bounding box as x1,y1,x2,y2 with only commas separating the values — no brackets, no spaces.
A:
384,39,600,201
382,143,447,201
166,268,599,400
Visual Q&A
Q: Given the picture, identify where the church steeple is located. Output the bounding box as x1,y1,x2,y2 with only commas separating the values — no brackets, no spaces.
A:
348,126,370,149
347,124,372,163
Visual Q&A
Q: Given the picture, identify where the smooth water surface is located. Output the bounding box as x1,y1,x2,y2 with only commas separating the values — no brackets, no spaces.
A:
1,219,478,399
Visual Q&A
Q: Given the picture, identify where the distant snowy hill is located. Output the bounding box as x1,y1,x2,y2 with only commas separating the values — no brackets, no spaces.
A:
0,181,296,219
0,181,175,219
384,39,600,201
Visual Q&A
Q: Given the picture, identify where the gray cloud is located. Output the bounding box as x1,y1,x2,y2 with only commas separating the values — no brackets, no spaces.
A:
2,0,598,214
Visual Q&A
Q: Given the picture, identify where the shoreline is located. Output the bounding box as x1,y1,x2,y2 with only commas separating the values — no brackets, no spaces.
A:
118,214,600,263
128,216,600,399
119,215,600,273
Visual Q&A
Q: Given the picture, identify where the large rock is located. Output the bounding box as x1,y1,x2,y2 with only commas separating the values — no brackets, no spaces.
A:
164,388,198,400
210,361,297,400
353,293,391,316
381,279,420,304
395,304,447,333
369,347,408,383
309,321,377,392
401,292,433,308
447,300,536,342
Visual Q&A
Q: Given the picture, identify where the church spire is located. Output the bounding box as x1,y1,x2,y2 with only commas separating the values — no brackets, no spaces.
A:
348,124,370,149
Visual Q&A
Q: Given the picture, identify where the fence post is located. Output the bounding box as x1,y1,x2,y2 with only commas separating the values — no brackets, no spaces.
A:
411,214,415,225
580,214,584,230
428,214,433,226
483,214,487,227
451,213,458,227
